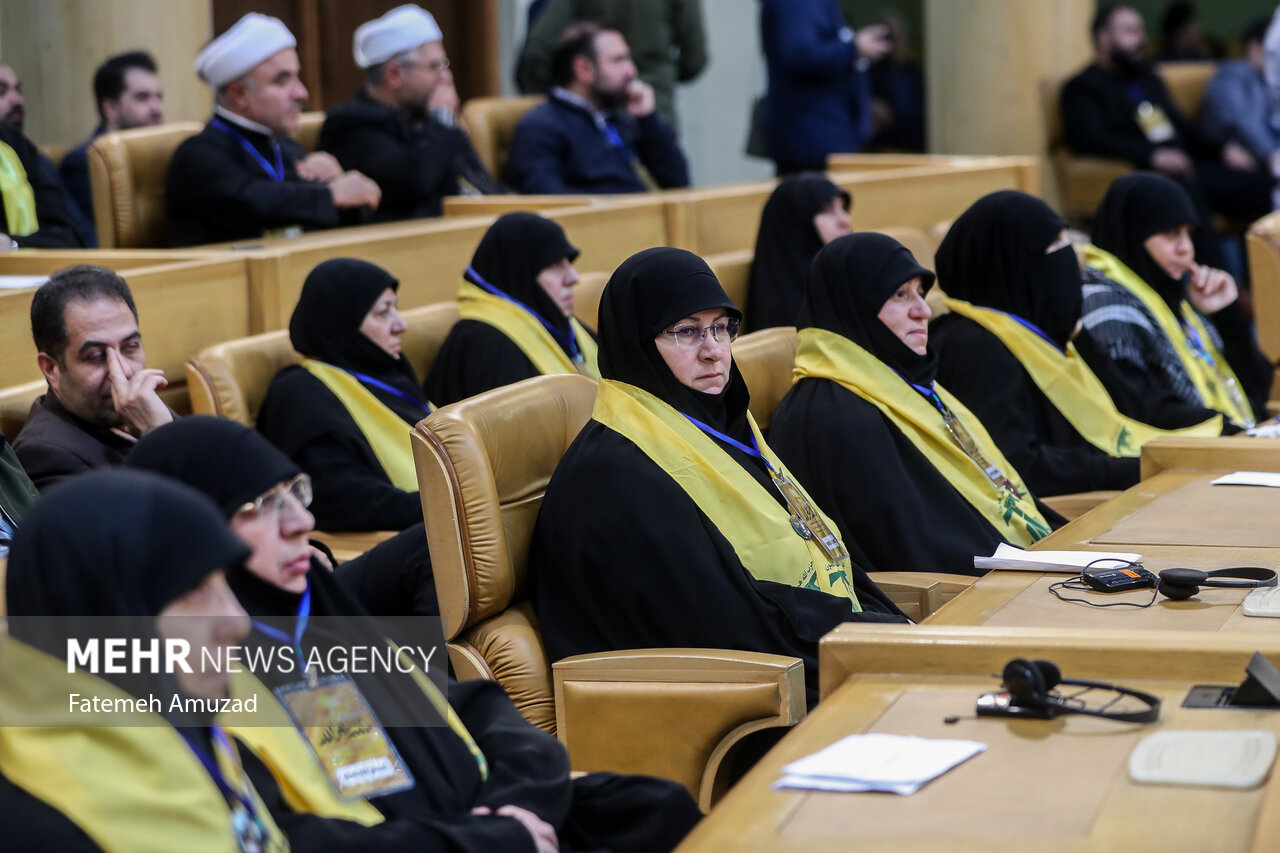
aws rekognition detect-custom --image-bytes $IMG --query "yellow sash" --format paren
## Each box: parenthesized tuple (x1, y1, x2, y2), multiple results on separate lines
(792, 328, 1050, 546)
(943, 298, 1221, 455)
(302, 359, 419, 491)
(457, 280, 600, 379)
(0, 639, 289, 853)
(1084, 245, 1253, 427)
(0, 141, 37, 237)
(592, 379, 862, 610)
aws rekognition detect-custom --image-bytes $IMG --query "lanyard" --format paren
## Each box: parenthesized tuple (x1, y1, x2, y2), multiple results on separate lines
(211, 117, 285, 181)
(1004, 311, 1065, 354)
(598, 118, 636, 160)
(1127, 81, 1146, 105)
(465, 266, 583, 363)
(680, 413, 778, 475)
(182, 727, 270, 843)
(343, 369, 432, 414)
(251, 584, 311, 674)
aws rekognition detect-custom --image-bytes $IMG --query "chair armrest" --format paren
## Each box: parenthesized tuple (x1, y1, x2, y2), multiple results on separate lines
(874, 572, 979, 622)
(553, 648, 805, 812)
(310, 529, 398, 563)
(1042, 490, 1121, 521)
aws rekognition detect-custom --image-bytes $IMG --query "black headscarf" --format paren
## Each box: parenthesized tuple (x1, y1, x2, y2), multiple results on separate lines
(747, 173, 852, 330)
(6, 469, 249, 706)
(801, 232, 937, 386)
(1092, 172, 1202, 312)
(465, 211, 580, 338)
(935, 190, 1081, 349)
(289, 257, 430, 421)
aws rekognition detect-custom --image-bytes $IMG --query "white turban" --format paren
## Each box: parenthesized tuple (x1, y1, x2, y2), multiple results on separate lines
(353, 4, 443, 69)
(195, 13, 297, 88)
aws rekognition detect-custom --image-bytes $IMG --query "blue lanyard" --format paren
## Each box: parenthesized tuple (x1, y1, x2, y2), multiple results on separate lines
(599, 118, 636, 160)
(251, 584, 311, 663)
(465, 266, 583, 363)
(343, 369, 432, 414)
(680, 413, 778, 475)
(1003, 310, 1065, 353)
(1128, 82, 1146, 104)
(1181, 318, 1217, 367)
(182, 727, 268, 829)
(897, 372, 949, 415)
(211, 117, 285, 181)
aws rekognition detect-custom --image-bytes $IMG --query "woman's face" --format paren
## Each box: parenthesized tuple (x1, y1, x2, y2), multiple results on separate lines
(359, 288, 408, 359)
(537, 257, 581, 318)
(1143, 225, 1196, 280)
(876, 275, 932, 355)
(154, 570, 251, 699)
(230, 478, 315, 594)
(813, 196, 851, 245)
(655, 307, 735, 394)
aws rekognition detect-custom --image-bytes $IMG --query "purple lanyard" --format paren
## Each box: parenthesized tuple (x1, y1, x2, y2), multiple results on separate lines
(343, 369, 432, 414)
(211, 117, 285, 181)
(465, 266, 583, 363)
(181, 727, 267, 828)
(680, 413, 778, 475)
(251, 584, 310, 663)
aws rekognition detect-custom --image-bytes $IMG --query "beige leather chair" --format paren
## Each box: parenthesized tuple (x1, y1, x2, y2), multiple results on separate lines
(412, 373, 810, 810)
(570, 271, 611, 330)
(1041, 77, 1129, 222)
(0, 380, 45, 441)
(734, 326, 798, 430)
(1245, 212, 1280, 408)
(293, 111, 324, 153)
(88, 121, 204, 249)
(459, 95, 544, 179)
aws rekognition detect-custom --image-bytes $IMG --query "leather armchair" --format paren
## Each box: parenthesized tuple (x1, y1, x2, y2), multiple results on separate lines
(459, 95, 544, 179)
(411, 373, 808, 811)
(0, 379, 44, 441)
(705, 249, 754, 311)
(292, 111, 324, 153)
(734, 326, 798, 430)
(88, 122, 204, 249)
(569, 271, 610, 330)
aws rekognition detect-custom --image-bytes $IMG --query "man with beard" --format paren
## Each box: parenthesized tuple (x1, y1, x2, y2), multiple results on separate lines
(320, 4, 503, 221)
(1061, 4, 1271, 225)
(504, 20, 689, 193)
(14, 265, 174, 490)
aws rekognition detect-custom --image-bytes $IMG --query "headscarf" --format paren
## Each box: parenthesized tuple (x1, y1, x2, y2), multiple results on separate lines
(289, 257, 429, 421)
(935, 190, 1081, 348)
(6, 469, 249, 707)
(598, 247, 749, 437)
(465, 211, 580, 338)
(1092, 172, 1202, 312)
(800, 232, 937, 386)
(747, 173, 852, 330)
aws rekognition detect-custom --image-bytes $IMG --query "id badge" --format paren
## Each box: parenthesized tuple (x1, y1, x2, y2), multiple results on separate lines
(274, 674, 415, 801)
(940, 410, 1022, 497)
(262, 224, 304, 240)
(1135, 101, 1175, 143)
(770, 471, 848, 563)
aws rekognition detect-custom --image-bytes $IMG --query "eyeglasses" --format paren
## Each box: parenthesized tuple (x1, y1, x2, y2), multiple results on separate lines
(403, 58, 450, 73)
(658, 317, 740, 348)
(236, 474, 313, 519)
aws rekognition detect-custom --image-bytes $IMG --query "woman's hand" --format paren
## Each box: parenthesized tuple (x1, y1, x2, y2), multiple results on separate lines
(472, 805, 559, 853)
(1186, 263, 1237, 315)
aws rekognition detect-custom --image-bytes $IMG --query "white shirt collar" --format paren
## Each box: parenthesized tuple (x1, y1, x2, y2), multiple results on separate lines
(214, 105, 275, 138)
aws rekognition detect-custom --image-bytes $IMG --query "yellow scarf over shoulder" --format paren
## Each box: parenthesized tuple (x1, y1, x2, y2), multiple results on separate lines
(592, 378, 862, 610)
(302, 359, 420, 491)
(943, 298, 1221, 455)
(457, 280, 600, 379)
(0, 639, 289, 853)
(1084, 245, 1252, 427)
(0, 141, 37, 237)
(792, 327, 1050, 546)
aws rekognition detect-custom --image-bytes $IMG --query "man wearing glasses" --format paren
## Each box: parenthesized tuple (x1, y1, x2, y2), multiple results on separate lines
(320, 4, 504, 222)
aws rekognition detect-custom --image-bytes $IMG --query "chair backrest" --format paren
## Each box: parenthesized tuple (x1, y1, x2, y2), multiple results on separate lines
(571, 271, 611, 330)
(1158, 61, 1216, 119)
(0, 379, 45, 441)
(460, 95, 544, 179)
(412, 373, 598, 731)
(88, 121, 204, 249)
(734, 326, 798, 430)
(293, 111, 325, 152)
(187, 303, 459, 425)
(1248, 214, 1280, 365)
(706, 249, 755, 313)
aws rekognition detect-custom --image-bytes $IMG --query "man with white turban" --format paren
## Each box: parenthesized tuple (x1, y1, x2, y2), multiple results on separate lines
(319, 4, 503, 221)
(165, 12, 382, 246)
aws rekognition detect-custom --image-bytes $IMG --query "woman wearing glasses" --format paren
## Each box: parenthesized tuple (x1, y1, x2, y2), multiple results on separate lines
(424, 212, 599, 407)
(530, 248, 906, 709)
(769, 233, 1054, 578)
(128, 416, 700, 853)
(259, 257, 433, 533)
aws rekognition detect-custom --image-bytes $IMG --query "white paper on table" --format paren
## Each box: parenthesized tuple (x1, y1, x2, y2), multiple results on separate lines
(772, 733, 985, 796)
(973, 543, 1143, 574)
(1211, 471, 1280, 488)
(0, 275, 47, 290)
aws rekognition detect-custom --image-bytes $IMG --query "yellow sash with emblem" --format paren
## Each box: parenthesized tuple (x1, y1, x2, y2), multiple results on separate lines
(0, 141, 37, 237)
(0, 639, 289, 853)
(592, 378, 862, 610)
(943, 298, 1222, 454)
(1084, 245, 1253, 427)
(457, 280, 600, 379)
(301, 359, 420, 491)
(792, 327, 1050, 546)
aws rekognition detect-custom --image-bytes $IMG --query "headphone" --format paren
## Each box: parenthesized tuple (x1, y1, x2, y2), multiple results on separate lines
(1157, 567, 1278, 601)
(1002, 658, 1161, 723)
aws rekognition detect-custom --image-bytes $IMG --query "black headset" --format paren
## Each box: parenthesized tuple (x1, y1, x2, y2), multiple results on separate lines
(1001, 658, 1161, 723)
(1157, 567, 1278, 601)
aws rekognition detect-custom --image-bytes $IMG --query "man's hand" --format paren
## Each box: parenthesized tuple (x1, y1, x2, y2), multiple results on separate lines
(329, 171, 382, 210)
(1150, 146, 1193, 175)
(855, 24, 893, 63)
(625, 80, 656, 118)
(1222, 141, 1257, 172)
(106, 347, 172, 437)
(427, 81, 460, 116)
(296, 151, 344, 183)
(472, 805, 558, 853)
(1185, 263, 1238, 315)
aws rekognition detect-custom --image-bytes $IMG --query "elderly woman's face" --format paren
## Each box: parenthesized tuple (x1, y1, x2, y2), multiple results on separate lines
(230, 478, 315, 594)
(359, 287, 407, 359)
(655, 307, 735, 394)
(876, 275, 931, 355)
(154, 570, 251, 699)
(537, 257, 581, 317)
